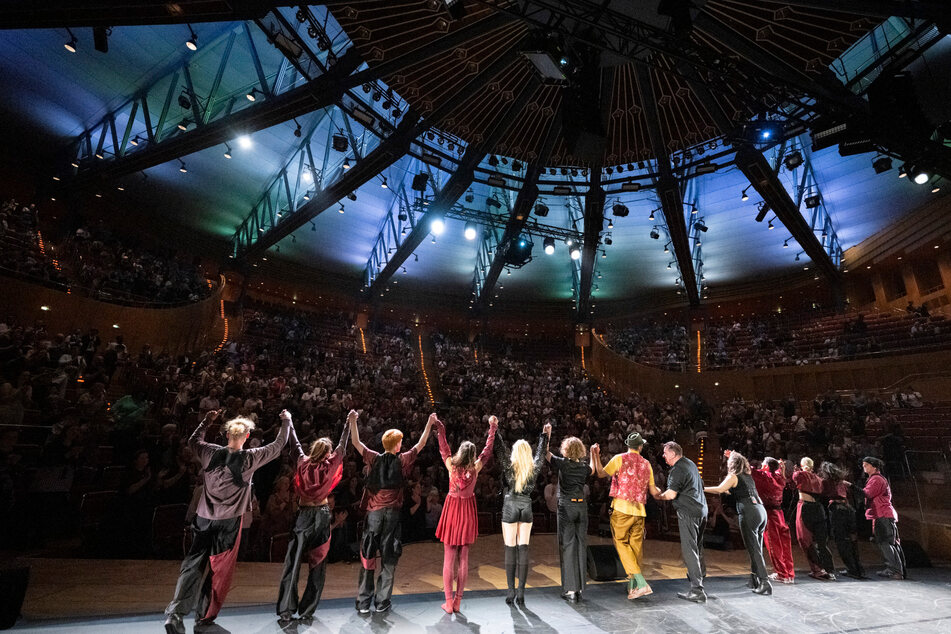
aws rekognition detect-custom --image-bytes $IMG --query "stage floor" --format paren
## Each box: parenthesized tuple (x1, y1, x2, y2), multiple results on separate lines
(10, 534, 951, 633)
(12, 568, 951, 634)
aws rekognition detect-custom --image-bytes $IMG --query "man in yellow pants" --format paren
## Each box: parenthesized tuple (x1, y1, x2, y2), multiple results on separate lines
(591, 432, 660, 599)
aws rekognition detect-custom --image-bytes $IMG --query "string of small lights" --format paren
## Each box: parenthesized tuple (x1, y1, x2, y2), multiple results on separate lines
(580, 345, 586, 370)
(696, 330, 701, 373)
(214, 300, 229, 353)
(359, 327, 367, 354)
(418, 333, 435, 407)
(697, 436, 705, 479)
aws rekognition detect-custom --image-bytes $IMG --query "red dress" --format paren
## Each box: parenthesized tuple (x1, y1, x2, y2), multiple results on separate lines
(434, 421, 496, 546)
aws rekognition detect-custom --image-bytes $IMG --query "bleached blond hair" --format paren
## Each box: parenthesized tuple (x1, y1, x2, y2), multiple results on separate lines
(224, 416, 256, 439)
(511, 439, 534, 493)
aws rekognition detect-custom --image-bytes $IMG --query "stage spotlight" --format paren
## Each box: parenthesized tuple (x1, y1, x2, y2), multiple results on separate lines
(64, 29, 78, 52)
(767, 218, 774, 230)
(294, 120, 302, 137)
(649, 210, 655, 221)
(612, 203, 629, 217)
(185, 24, 198, 51)
(246, 88, 262, 101)
(411, 173, 428, 192)
(534, 203, 549, 217)
(783, 151, 803, 170)
(129, 136, 140, 146)
(488, 155, 499, 167)
(223, 143, 232, 159)
(664, 243, 669, 253)
(331, 133, 348, 151)
(177, 119, 189, 131)
(570, 245, 581, 260)
(178, 159, 187, 173)
(347, 192, 357, 201)
(695, 220, 707, 232)
(465, 190, 474, 203)
(741, 186, 750, 201)
(872, 156, 892, 174)
(783, 239, 788, 248)
(543, 237, 555, 254)
(178, 92, 192, 110)
(464, 222, 477, 240)
(604, 236, 613, 246)
(338, 203, 345, 214)
(910, 165, 929, 185)
(431, 216, 446, 235)
(343, 157, 351, 170)
(650, 229, 660, 240)
(380, 177, 388, 189)
(804, 194, 821, 208)
(621, 181, 640, 192)
(237, 135, 252, 149)
(608, 218, 614, 229)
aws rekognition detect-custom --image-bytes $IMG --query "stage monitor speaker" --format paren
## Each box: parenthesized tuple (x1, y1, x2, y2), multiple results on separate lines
(0, 563, 29, 630)
(586, 544, 625, 581)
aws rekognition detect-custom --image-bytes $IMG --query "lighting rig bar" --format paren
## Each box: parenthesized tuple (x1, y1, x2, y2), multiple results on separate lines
(418, 201, 586, 246)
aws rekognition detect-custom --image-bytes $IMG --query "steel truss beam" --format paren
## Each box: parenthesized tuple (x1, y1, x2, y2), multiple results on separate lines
(734, 146, 841, 282)
(771, 139, 844, 268)
(475, 107, 563, 309)
(67, 11, 511, 185)
(770, 1, 947, 21)
(0, 1, 285, 29)
(687, 73, 843, 281)
(634, 63, 699, 307)
(235, 44, 526, 260)
(473, 0, 795, 107)
(364, 77, 541, 298)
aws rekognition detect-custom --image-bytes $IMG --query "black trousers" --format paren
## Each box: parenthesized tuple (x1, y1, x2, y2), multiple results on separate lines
(357, 508, 402, 610)
(676, 511, 707, 589)
(798, 500, 836, 575)
(165, 516, 241, 620)
(827, 503, 863, 576)
(276, 506, 331, 617)
(736, 501, 768, 581)
(557, 501, 587, 593)
(873, 517, 905, 576)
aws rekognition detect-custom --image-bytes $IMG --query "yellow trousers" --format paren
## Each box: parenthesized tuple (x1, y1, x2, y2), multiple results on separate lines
(610, 511, 645, 576)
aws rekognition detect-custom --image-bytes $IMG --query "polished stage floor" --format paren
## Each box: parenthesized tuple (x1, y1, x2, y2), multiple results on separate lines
(11, 535, 951, 633)
(13, 569, 951, 634)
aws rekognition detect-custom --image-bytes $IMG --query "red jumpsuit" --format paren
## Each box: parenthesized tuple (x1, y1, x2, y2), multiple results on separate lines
(751, 467, 795, 580)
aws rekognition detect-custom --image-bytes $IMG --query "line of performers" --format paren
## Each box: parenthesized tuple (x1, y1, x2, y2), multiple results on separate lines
(163, 409, 905, 634)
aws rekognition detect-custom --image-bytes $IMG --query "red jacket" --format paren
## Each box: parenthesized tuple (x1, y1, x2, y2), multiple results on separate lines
(751, 467, 785, 509)
(863, 473, 897, 521)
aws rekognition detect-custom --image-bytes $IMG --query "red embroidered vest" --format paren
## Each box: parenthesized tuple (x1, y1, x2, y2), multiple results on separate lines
(609, 452, 651, 504)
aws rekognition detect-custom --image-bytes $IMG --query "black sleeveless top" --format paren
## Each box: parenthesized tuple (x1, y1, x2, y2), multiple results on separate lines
(730, 473, 762, 504)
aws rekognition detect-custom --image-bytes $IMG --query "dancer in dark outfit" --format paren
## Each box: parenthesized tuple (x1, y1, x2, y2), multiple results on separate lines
(164, 410, 290, 634)
(654, 441, 708, 603)
(705, 451, 772, 596)
(351, 412, 434, 614)
(494, 422, 548, 605)
(547, 433, 595, 602)
(819, 462, 865, 579)
(275, 410, 352, 624)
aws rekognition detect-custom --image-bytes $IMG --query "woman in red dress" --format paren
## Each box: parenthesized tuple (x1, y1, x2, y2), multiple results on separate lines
(434, 415, 497, 613)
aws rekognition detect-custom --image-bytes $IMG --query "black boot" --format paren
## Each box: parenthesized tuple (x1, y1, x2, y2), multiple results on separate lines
(504, 545, 517, 604)
(752, 578, 773, 595)
(516, 545, 529, 605)
(746, 573, 757, 589)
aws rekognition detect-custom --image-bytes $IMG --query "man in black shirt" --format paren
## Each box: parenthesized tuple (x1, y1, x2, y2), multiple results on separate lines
(654, 441, 708, 603)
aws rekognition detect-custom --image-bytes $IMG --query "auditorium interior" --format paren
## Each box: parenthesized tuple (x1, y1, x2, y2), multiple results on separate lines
(1, 1, 950, 633)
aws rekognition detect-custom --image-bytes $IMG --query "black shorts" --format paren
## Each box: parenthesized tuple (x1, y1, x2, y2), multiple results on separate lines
(501, 494, 533, 523)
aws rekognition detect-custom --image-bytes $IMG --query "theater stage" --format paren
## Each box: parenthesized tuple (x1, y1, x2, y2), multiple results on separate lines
(10, 535, 951, 633)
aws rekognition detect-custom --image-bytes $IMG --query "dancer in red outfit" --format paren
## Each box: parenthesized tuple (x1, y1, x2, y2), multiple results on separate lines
(434, 415, 498, 613)
(275, 410, 352, 624)
(751, 457, 795, 583)
(792, 457, 836, 580)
